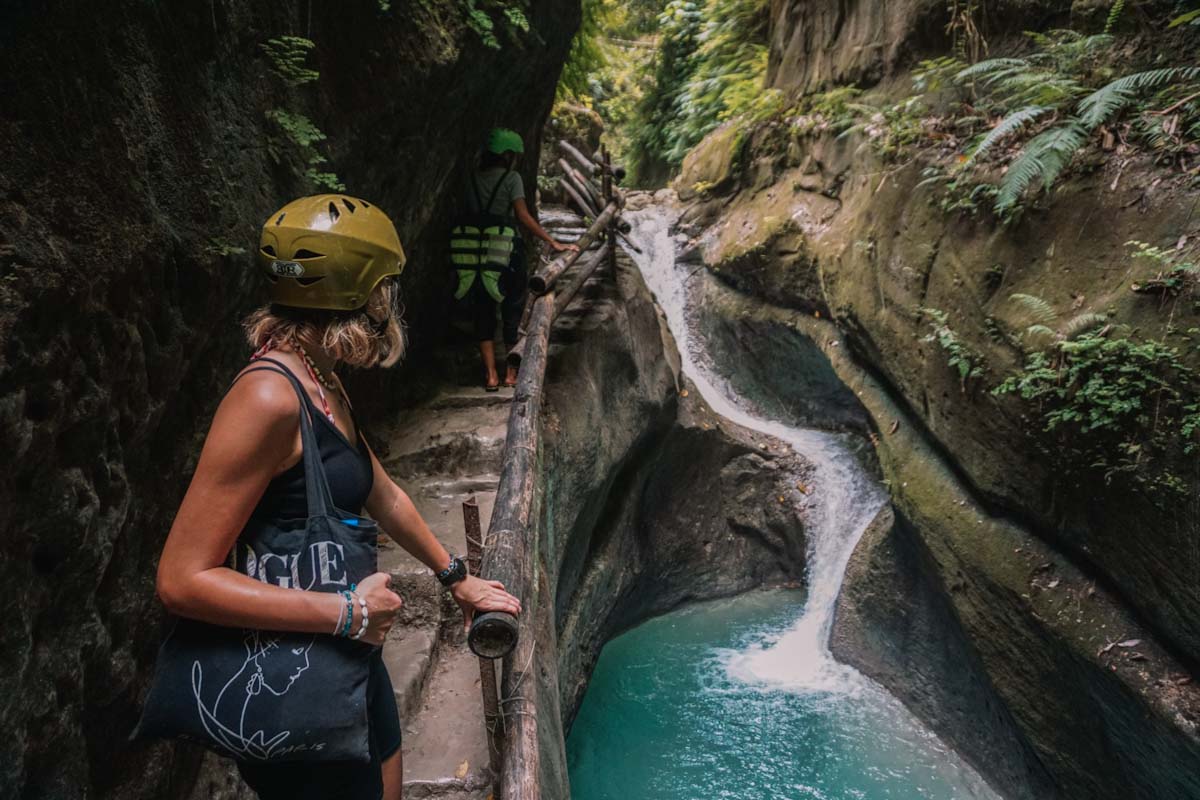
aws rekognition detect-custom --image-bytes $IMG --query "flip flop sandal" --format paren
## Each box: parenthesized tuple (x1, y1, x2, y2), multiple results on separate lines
(484, 382, 500, 393)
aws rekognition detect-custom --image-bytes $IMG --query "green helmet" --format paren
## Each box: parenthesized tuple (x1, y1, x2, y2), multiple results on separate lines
(486, 127, 524, 155)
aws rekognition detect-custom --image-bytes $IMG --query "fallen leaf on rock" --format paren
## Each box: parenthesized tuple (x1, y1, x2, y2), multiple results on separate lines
(1047, 578, 1060, 589)
(1099, 641, 1117, 656)
(1130, 653, 1147, 661)
(796, 482, 809, 493)
(680, 389, 689, 398)
(1176, 676, 1193, 686)
(1118, 639, 1143, 648)
(456, 761, 470, 780)
(889, 420, 899, 434)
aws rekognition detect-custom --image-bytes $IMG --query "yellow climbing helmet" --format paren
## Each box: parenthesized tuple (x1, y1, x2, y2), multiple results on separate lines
(258, 194, 406, 311)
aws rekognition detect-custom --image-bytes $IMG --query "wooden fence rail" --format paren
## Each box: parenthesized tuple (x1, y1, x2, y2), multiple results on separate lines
(467, 143, 624, 800)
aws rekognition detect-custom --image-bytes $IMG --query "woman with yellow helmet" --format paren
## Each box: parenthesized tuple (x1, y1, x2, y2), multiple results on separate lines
(153, 195, 520, 799)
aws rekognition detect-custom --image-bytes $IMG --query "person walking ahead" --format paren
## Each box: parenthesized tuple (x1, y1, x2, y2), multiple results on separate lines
(451, 127, 577, 390)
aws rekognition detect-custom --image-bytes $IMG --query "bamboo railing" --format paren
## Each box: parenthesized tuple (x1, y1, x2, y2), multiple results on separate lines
(464, 143, 623, 799)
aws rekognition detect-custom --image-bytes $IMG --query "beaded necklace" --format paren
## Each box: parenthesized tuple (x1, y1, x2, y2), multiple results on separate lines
(250, 339, 340, 423)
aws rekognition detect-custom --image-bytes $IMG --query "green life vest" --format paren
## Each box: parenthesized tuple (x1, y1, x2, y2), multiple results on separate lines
(450, 169, 518, 303)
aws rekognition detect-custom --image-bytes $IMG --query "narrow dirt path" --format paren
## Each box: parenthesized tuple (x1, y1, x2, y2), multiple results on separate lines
(374, 207, 592, 798)
(377, 388, 511, 799)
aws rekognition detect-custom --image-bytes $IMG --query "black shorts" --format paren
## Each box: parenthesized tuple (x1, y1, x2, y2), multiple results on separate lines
(236, 652, 401, 800)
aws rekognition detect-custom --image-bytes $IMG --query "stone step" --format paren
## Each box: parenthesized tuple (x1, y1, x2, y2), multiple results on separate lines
(377, 384, 504, 797)
(401, 643, 496, 795)
(382, 401, 510, 480)
(426, 388, 517, 411)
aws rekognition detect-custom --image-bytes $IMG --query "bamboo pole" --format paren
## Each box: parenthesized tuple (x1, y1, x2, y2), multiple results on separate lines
(506, 244, 611, 368)
(557, 158, 603, 210)
(497, 604, 539, 800)
(464, 497, 505, 777)
(560, 178, 598, 220)
(558, 140, 598, 176)
(469, 292, 555, 660)
(603, 147, 618, 276)
(529, 201, 618, 295)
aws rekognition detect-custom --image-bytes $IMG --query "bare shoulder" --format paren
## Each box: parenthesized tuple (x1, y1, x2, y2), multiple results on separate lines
(217, 365, 301, 431)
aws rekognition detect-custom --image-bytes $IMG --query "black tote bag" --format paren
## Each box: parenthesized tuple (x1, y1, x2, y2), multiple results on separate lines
(134, 364, 378, 763)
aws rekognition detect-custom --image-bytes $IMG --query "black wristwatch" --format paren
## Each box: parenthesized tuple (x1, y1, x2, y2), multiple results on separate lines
(436, 555, 468, 587)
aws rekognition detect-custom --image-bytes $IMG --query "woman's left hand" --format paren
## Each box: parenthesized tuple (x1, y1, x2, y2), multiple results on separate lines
(450, 576, 522, 630)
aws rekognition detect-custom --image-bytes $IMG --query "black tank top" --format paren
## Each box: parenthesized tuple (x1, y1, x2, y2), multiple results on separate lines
(247, 359, 374, 521)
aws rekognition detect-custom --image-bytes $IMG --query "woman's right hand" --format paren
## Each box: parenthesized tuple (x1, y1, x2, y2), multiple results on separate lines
(354, 572, 403, 646)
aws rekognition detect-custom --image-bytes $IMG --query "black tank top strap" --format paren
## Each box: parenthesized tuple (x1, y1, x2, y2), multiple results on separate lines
(228, 362, 338, 519)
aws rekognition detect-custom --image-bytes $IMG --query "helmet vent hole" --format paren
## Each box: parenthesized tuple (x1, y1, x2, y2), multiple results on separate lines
(342, 198, 357, 213)
(261, 245, 277, 257)
(328, 202, 340, 222)
(292, 248, 323, 259)
(359, 199, 371, 208)
(296, 276, 326, 287)
(275, 213, 286, 226)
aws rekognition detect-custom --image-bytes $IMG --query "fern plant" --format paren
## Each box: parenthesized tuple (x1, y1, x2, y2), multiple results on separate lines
(260, 36, 344, 192)
(1006, 293, 1107, 348)
(260, 36, 320, 87)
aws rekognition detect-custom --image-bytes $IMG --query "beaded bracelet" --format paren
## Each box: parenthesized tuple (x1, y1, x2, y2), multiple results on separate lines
(340, 590, 355, 638)
(350, 592, 369, 641)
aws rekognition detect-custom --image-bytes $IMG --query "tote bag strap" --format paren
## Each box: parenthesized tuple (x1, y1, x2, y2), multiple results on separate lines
(229, 361, 336, 520)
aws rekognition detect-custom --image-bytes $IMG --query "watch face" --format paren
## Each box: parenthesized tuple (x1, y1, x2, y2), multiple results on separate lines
(440, 556, 467, 585)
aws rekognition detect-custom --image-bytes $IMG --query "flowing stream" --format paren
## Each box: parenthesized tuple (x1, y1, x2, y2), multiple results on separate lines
(566, 206, 1001, 800)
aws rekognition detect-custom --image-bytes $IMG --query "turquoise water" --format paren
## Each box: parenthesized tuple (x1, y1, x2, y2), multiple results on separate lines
(567, 590, 996, 800)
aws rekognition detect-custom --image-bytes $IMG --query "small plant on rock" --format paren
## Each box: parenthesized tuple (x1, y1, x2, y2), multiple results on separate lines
(1128, 240, 1199, 299)
(920, 307, 987, 392)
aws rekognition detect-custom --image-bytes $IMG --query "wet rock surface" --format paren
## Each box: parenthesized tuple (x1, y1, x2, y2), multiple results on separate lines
(691, 262, 1200, 799)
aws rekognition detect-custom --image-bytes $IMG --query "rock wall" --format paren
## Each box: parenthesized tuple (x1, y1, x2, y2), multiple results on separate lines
(766, 0, 1077, 95)
(0, 2, 578, 797)
(692, 270, 1200, 799)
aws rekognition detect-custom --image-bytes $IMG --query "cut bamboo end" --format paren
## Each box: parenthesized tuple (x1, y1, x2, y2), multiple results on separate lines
(469, 611, 519, 659)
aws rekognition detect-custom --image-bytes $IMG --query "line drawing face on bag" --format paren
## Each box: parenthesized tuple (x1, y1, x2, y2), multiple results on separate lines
(242, 540, 349, 589)
(190, 630, 323, 760)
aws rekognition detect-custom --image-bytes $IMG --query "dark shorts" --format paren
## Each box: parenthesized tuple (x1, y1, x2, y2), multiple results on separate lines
(236, 652, 401, 800)
(466, 271, 526, 346)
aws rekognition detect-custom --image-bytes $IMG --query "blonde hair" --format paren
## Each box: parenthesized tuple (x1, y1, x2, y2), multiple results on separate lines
(243, 280, 406, 368)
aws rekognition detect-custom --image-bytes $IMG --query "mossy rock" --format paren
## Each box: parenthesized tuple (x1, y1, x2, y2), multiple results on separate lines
(674, 123, 745, 202)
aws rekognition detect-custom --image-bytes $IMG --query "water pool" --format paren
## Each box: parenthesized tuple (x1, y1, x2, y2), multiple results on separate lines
(567, 590, 997, 800)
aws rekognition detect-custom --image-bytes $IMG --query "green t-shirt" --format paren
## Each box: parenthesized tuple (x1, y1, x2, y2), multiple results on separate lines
(466, 167, 524, 217)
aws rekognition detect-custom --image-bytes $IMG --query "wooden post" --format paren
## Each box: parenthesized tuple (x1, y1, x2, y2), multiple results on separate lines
(464, 497, 505, 778)
(602, 147, 618, 276)
(469, 292, 556, 660)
